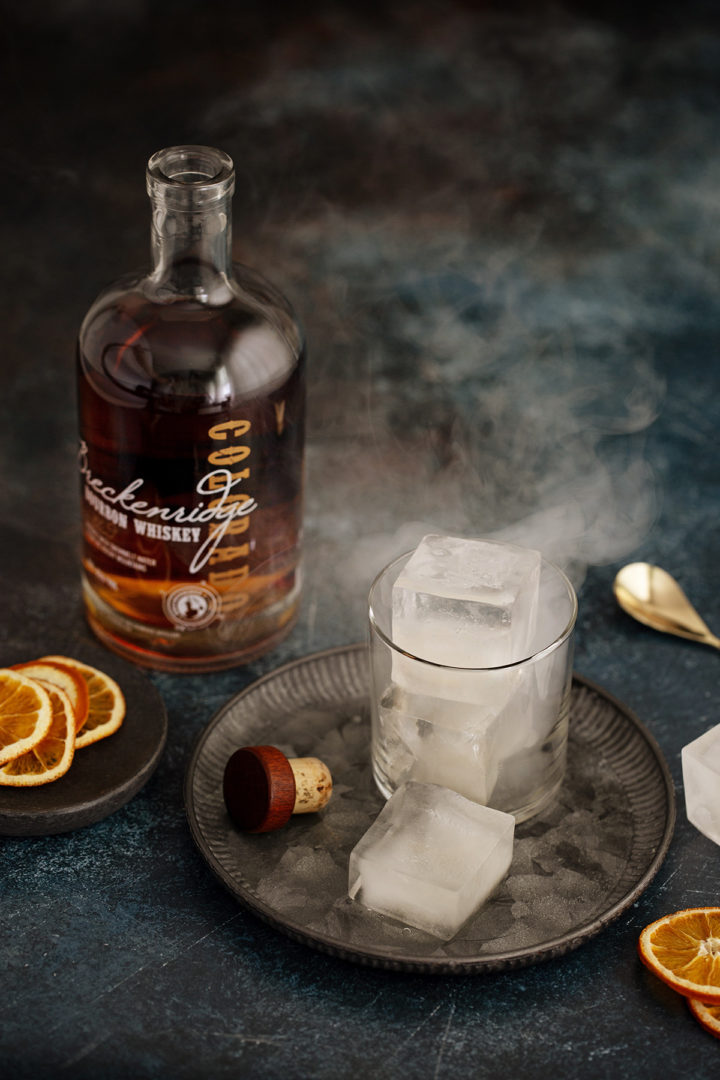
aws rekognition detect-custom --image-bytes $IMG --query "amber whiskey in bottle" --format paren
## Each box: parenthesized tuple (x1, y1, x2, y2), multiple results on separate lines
(77, 146, 305, 671)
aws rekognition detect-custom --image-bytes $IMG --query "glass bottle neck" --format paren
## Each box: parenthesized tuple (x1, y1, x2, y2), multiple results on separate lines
(144, 145, 236, 303)
(148, 199, 233, 302)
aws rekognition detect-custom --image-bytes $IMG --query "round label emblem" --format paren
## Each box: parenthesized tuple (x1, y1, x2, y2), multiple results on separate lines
(162, 583, 220, 630)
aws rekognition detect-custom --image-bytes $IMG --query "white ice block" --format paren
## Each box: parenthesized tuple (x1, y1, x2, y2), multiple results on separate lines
(393, 534, 541, 670)
(377, 686, 504, 805)
(348, 781, 515, 939)
(682, 724, 720, 846)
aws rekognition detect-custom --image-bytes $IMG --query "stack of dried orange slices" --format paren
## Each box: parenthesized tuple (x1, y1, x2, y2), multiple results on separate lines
(0, 655, 125, 787)
(639, 907, 720, 1039)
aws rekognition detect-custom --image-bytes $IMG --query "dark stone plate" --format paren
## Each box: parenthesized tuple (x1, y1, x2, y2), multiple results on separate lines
(0, 633, 167, 836)
(184, 644, 675, 973)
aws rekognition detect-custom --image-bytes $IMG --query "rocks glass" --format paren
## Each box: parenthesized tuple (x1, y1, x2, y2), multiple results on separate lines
(368, 540, 577, 823)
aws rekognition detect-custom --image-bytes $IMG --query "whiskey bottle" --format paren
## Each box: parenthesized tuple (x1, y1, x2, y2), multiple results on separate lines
(77, 146, 305, 672)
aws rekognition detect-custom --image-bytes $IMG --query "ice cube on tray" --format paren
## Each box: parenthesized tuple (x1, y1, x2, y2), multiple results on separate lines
(392, 534, 541, 669)
(348, 781, 515, 939)
(682, 723, 720, 846)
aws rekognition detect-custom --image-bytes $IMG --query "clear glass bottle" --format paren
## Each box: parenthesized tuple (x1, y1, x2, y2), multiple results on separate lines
(77, 146, 305, 672)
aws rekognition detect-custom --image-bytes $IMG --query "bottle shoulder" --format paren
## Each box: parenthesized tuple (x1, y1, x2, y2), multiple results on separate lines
(80, 263, 301, 339)
(78, 264, 305, 409)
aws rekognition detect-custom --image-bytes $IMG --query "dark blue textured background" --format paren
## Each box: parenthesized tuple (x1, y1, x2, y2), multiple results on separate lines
(2, 1, 720, 1076)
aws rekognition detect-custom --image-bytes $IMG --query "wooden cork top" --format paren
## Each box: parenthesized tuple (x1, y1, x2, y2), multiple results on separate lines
(223, 745, 332, 833)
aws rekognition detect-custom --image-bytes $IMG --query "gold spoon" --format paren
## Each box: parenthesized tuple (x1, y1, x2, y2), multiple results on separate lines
(613, 562, 720, 651)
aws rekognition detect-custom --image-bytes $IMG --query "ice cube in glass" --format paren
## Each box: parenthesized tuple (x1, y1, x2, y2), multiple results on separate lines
(682, 724, 720, 846)
(376, 686, 504, 805)
(392, 534, 542, 669)
(348, 781, 515, 939)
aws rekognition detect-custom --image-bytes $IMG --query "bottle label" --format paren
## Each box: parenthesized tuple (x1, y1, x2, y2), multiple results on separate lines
(79, 402, 303, 632)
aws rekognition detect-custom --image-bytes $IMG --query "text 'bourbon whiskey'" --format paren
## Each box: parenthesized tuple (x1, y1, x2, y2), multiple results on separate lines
(77, 146, 305, 671)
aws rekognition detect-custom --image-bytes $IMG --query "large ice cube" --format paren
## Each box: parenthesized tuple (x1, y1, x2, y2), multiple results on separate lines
(376, 686, 504, 804)
(348, 781, 515, 939)
(393, 534, 541, 669)
(682, 724, 720, 846)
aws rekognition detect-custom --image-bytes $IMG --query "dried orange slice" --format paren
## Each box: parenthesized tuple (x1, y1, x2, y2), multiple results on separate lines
(11, 660, 89, 733)
(40, 656, 125, 748)
(0, 681, 75, 785)
(0, 669, 53, 765)
(638, 908, 720, 1003)
(688, 998, 720, 1039)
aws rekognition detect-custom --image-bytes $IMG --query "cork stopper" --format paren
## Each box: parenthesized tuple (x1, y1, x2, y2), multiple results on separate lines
(223, 745, 332, 833)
